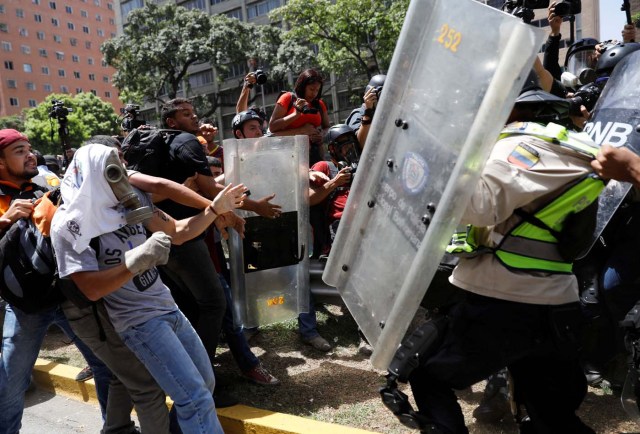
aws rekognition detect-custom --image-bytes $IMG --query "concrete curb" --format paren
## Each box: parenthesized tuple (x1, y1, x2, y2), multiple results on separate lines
(33, 358, 377, 434)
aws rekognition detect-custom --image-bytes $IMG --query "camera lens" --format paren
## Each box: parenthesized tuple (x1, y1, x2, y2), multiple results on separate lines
(255, 69, 267, 85)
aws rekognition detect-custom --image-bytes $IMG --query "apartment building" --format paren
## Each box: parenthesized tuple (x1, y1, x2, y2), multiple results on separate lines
(0, 0, 120, 117)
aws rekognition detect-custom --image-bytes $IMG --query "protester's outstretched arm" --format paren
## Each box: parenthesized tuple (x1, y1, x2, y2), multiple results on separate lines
(591, 144, 640, 188)
(236, 73, 256, 113)
(129, 172, 210, 209)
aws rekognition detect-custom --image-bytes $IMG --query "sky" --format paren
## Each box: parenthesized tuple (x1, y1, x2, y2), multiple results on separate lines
(599, 2, 632, 41)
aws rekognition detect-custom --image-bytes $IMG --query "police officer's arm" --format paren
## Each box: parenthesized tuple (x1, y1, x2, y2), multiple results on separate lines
(129, 172, 210, 209)
(145, 183, 246, 245)
(591, 144, 640, 188)
(195, 173, 282, 218)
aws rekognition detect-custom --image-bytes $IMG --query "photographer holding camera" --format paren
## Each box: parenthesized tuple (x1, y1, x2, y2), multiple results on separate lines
(346, 74, 385, 149)
(236, 70, 267, 114)
(268, 69, 330, 165)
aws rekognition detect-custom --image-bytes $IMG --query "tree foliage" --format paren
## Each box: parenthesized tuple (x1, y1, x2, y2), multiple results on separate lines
(0, 115, 25, 132)
(23, 93, 119, 155)
(270, 0, 409, 79)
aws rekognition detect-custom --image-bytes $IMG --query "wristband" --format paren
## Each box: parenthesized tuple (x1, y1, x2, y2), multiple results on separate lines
(361, 117, 372, 126)
(364, 108, 375, 118)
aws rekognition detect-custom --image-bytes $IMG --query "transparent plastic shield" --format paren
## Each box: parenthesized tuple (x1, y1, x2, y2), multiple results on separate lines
(224, 135, 309, 328)
(323, 0, 544, 370)
(581, 50, 640, 257)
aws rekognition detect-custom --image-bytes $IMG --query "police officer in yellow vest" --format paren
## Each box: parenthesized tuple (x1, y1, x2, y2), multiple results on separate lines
(407, 88, 603, 434)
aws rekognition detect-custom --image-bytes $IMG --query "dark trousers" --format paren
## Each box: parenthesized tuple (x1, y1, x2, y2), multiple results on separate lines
(409, 291, 593, 434)
(160, 239, 226, 366)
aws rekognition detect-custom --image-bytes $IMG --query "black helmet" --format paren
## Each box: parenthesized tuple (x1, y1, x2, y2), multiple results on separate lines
(365, 74, 386, 93)
(596, 42, 640, 76)
(231, 110, 263, 133)
(324, 124, 360, 162)
(513, 89, 570, 123)
(564, 38, 599, 67)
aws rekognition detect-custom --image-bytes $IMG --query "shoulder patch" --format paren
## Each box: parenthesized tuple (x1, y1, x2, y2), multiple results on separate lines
(507, 142, 540, 169)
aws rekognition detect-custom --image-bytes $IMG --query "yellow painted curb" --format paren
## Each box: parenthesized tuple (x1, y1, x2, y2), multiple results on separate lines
(33, 358, 378, 434)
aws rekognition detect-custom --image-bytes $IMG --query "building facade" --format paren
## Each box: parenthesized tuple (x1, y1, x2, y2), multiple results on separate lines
(0, 0, 120, 117)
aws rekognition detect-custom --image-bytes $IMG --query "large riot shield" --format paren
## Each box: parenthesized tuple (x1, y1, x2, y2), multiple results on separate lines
(581, 50, 640, 256)
(224, 135, 309, 328)
(323, 0, 544, 370)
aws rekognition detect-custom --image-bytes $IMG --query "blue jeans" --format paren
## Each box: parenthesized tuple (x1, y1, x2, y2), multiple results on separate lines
(219, 275, 258, 372)
(118, 311, 223, 434)
(298, 294, 319, 340)
(0, 304, 112, 434)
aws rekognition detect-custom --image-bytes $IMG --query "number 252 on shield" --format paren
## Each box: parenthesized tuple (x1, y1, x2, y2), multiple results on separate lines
(436, 24, 462, 53)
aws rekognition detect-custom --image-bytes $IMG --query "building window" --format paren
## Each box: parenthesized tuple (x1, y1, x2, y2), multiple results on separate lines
(23, 63, 32, 73)
(85, 41, 91, 49)
(26, 82, 35, 90)
(107, 3, 113, 10)
(49, 1, 57, 9)
(81, 10, 88, 18)
(225, 62, 247, 79)
(65, 5, 72, 13)
(4, 60, 13, 70)
(120, 0, 144, 20)
(58, 69, 65, 77)
(60, 85, 68, 93)
(36, 31, 45, 40)
(16, 9, 24, 18)
(51, 18, 59, 26)
(183, 0, 206, 10)
(211, 0, 229, 4)
(0, 5, 4, 13)
(21, 45, 30, 54)
(82, 25, 89, 33)
(188, 69, 214, 88)
(1, 41, 11, 51)
(73, 71, 80, 79)
(97, 29, 104, 37)
(44, 83, 52, 92)
(28, 99, 37, 108)
(68, 22, 75, 30)
(87, 57, 94, 65)
(39, 48, 47, 57)
(34, 14, 42, 22)
(72, 55, 79, 62)
(70, 37, 77, 46)
(75, 87, 83, 93)
(105, 90, 111, 98)
(9, 98, 18, 106)
(55, 51, 64, 60)
(102, 75, 109, 83)
(94, 0, 101, 5)
(0, 24, 7, 33)
(90, 89, 97, 96)
(226, 8, 242, 20)
(109, 18, 114, 25)
(96, 14, 102, 21)
(53, 34, 61, 43)
(88, 73, 95, 81)
(32, 0, 40, 4)
(246, 0, 280, 19)
(101, 60, 107, 67)
(7, 80, 17, 89)
(41, 66, 49, 74)
(19, 27, 28, 36)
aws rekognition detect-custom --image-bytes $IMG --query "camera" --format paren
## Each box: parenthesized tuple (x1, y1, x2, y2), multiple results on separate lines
(301, 105, 319, 115)
(120, 103, 146, 132)
(372, 86, 383, 97)
(568, 83, 601, 116)
(502, 0, 580, 23)
(49, 99, 72, 121)
(337, 161, 358, 184)
(247, 69, 268, 89)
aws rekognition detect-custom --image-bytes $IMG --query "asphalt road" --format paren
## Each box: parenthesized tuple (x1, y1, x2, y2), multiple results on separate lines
(21, 386, 106, 434)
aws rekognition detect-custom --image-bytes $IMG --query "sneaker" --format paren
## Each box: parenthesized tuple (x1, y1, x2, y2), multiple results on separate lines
(75, 366, 93, 382)
(213, 389, 239, 408)
(243, 364, 280, 386)
(302, 335, 332, 352)
(472, 369, 510, 423)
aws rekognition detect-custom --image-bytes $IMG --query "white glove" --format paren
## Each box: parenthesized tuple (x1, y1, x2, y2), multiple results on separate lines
(124, 231, 172, 275)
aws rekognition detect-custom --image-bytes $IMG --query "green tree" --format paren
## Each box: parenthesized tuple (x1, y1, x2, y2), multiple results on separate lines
(270, 0, 409, 79)
(0, 115, 25, 131)
(24, 93, 119, 154)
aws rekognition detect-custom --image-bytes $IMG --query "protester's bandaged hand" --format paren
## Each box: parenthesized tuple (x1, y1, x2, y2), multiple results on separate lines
(124, 231, 172, 275)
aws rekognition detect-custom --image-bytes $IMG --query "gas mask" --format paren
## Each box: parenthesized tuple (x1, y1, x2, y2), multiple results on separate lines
(563, 48, 598, 90)
(103, 150, 153, 225)
(331, 134, 361, 177)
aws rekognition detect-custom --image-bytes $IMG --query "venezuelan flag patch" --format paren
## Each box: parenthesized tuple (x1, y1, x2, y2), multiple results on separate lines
(507, 143, 539, 169)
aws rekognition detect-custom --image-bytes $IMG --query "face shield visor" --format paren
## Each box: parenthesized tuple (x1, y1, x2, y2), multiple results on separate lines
(566, 48, 598, 84)
(331, 134, 360, 166)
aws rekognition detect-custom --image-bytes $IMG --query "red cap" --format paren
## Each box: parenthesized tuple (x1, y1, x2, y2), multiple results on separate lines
(0, 129, 29, 150)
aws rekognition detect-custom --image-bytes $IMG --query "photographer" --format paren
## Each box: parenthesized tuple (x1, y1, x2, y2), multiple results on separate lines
(268, 69, 330, 165)
(346, 74, 385, 149)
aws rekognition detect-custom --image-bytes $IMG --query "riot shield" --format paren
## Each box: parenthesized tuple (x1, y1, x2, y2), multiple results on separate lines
(581, 50, 640, 257)
(224, 135, 309, 328)
(323, 0, 544, 370)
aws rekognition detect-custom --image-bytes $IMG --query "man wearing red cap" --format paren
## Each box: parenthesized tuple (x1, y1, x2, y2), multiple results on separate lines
(0, 129, 134, 434)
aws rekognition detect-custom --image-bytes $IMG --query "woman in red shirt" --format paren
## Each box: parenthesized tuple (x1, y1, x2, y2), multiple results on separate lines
(269, 69, 331, 165)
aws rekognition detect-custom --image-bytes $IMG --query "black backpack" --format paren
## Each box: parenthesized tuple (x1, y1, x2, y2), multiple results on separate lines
(121, 127, 183, 177)
(0, 188, 65, 313)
